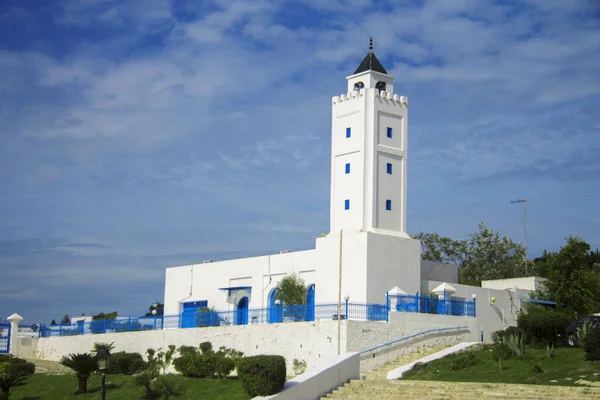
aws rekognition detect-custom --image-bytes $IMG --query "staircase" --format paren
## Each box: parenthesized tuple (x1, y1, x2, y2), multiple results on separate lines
(321, 345, 600, 399)
(321, 379, 600, 399)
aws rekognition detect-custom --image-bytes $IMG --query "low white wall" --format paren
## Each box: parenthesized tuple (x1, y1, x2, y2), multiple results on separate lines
(255, 352, 360, 400)
(34, 321, 347, 372)
(359, 328, 470, 371)
(424, 280, 530, 342)
(14, 337, 38, 359)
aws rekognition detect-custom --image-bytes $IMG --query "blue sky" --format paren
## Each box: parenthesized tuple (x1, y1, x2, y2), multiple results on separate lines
(1, 0, 599, 324)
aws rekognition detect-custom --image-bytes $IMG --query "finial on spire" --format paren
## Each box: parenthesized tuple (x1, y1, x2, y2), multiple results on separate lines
(369, 37, 373, 50)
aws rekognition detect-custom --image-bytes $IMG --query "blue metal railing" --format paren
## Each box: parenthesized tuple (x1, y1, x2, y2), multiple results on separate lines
(388, 294, 476, 317)
(36, 301, 390, 338)
(359, 326, 469, 355)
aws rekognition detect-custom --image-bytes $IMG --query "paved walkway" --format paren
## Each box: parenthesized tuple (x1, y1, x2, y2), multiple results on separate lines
(25, 358, 71, 375)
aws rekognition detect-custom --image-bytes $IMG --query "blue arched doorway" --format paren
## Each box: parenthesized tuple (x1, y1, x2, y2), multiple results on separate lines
(236, 297, 249, 325)
(306, 284, 315, 321)
(268, 289, 281, 323)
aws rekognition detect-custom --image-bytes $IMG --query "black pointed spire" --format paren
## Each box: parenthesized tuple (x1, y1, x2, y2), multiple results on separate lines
(353, 37, 387, 75)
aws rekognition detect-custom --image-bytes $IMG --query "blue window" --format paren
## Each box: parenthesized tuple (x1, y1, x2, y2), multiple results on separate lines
(386, 163, 392, 174)
(386, 200, 392, 211)
(387, 127, 393, 138)
(344, 199, 350, 210)
(345, 163, 350, 174)
(346, 127, 351, 138)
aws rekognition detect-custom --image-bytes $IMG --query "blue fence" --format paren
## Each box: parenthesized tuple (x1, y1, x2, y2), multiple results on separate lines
(389, 294, 476, 317)
(0, 323, 10, 354)
(36, 302, 389, 338)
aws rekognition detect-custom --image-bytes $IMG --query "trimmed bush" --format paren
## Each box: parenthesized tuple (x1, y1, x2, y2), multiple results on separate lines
(107, 352, 146, 375)
(583, 325, 600, 361)
(172, 349, 216, 379)
(0, 356, 35, 376)
(214, 356, 235, 378)
(517, 308, 571, 347)
(237, 355, 286, 397)
(199, 342, 213, 355)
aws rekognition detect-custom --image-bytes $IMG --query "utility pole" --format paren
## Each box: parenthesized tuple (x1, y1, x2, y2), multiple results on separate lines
(510, 198, 528, 275)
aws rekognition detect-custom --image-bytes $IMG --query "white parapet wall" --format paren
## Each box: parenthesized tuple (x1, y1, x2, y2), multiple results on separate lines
(34, 320, 347, 372)
(31, 314, 481, 374)
(254, 352, 360, 400)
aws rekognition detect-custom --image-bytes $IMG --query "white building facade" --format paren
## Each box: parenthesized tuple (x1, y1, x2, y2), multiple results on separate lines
(164, 47, 427, 322)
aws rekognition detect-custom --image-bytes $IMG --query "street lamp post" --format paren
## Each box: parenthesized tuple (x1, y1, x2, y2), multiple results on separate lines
(344, 295, 350, 320)
(152, 309, 157, 330)
(510, 198, 528, 275)
(96, 348, 111, 400)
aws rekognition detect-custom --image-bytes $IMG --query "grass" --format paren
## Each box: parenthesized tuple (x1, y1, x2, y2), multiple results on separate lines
(7, 373, 251, 400)
(401, 344, 600, 386)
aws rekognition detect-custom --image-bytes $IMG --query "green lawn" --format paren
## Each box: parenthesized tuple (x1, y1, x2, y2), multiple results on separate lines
(401, 344, 600, 386)
(8, 374, 251, 400)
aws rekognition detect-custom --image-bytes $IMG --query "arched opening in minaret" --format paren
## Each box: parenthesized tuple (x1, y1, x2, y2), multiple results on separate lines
(353, 81, 364, 91)
(375, 81, 387, 92)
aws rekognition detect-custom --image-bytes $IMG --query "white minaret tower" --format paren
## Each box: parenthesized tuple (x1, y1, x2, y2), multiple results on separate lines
(330, 38, 409, 237)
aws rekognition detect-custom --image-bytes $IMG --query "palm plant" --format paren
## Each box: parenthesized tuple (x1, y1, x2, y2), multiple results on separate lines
(60, 353, 98, 394)
(0, 362, 27, 399)
(91, 342, 115, 354)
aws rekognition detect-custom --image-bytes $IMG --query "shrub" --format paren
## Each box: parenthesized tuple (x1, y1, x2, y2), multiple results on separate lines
(199, 342, 213, 355)
(292, 359, 307, 375)
(491, 330, 503, 344)
(490, 343, 512, 362)
(577, 319, 599, 348)
(107, 352, 147, 375)
(411, 362, 427, 372)
(491, 326, 524, 344)
(172, 351, 215, 378)
(517, 307, 571, 347)
(545, 343, 555, 359)
(0, 362, 28, 398)
(507, 333, 526, 359)
(583, 325, 600, 361)
(237, 355, 286, 397)
(447, 351, 477, 371)
(214, 356, 235, 378)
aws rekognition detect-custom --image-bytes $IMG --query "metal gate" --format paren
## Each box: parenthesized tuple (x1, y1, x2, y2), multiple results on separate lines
(0, 323, 10, 354)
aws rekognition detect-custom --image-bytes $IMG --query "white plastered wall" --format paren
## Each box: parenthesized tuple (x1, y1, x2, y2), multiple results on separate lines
(423, 280, 533, 342)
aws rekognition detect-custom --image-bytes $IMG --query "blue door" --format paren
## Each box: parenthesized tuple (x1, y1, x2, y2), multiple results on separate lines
(306, 285, 315, 321)
(181, 301, 207, 328)
(268, 290, 280, 323)
(236, 297, 249, 325)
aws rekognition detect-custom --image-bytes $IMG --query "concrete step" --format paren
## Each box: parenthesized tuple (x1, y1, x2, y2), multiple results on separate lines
(363, 345, 448, 380)
(320, 380, 600, 400)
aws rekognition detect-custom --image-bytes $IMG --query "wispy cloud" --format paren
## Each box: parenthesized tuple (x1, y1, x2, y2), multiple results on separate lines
(1, 0, 599, 322)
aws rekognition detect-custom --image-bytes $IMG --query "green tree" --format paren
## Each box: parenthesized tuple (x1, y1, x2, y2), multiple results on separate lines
(459, 222, 529, 286)
(92, 311, 118, 320)
(275, 274, 307, 305)
(411, 232, 466, 265)
(413, 222, 528, 286)
(61, 315, 70, 324)
(533, 236, 600, 315)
